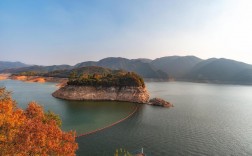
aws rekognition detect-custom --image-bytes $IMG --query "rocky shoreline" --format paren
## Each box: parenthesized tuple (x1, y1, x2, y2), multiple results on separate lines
(149, 98, 173, 107)
(52, 85, 150, 104)
(2, 74, 173, 106)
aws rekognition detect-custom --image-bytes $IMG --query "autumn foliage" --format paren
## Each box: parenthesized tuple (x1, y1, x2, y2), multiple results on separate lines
(68, 72, 145, 88)
(0, 87, 78, 155)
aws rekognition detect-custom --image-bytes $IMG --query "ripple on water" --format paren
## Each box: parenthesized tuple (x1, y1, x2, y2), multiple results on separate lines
(0, 80, 137, 136)
(77, 82, 252, 156)
(1, 80, 252, 156)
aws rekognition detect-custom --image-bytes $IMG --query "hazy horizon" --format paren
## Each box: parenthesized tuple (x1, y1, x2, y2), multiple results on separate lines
(1, 0, 252, 65)
(2, 55, 252, 66)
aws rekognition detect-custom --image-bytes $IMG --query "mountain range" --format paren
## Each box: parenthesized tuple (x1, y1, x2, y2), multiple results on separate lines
(0, 61, 29, 71)
(1, 56, 252, 84)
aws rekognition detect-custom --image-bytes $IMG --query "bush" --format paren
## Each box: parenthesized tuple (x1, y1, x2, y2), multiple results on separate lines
(67, 72, 145, 87)
(0, 88, 78, 155)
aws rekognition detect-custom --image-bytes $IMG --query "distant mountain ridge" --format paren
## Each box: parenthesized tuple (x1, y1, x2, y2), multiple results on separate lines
(1, 65, 72, 74)
(151, 56, 202, 78)
(183, 58, 252, 84)
(0, 61, 30, 71)
(1, 58, 169, 79)
(75, 57, 168, 79)
(1, 56, 252, 84)
(43, 66, 125, 78)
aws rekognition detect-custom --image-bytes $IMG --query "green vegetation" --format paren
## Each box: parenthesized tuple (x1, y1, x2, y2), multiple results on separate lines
(67, 72, 145, 87)
(12, 71, 39, 76)
(114, 148, 133, 156)
(3, 57, 169, 79)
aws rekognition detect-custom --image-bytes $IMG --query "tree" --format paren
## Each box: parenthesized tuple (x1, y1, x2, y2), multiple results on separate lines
(67, 72, 145, 87)
(69, 71, 77, 80)
(0, 88, 25, 155)
(0, 87, 78, 156)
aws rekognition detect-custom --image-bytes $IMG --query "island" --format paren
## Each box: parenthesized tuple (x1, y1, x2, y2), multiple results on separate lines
(2, 66, 173, 106)
(52, 72, 150, 103)
(149, 98, 174, 107)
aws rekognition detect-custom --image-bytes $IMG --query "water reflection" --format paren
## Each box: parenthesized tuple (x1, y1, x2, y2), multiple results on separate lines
(0, 80, 136, 134)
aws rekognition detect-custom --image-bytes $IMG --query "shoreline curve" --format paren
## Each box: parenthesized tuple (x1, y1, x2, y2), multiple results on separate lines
(76, 104, 139, 138)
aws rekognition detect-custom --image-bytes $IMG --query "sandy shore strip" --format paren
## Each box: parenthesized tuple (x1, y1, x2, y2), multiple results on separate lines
(0, 73, 11, 80)
(5, 75, 68, 87)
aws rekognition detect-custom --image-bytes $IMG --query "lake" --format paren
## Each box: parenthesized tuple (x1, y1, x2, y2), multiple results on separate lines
(0, 80, 136, 134)
(1, 80, 252, 156)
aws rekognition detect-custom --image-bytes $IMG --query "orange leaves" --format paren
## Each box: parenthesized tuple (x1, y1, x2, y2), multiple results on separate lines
(0, 88, 25, 154)
(0, 87, 78, 155)
(25, 101, 44, 119)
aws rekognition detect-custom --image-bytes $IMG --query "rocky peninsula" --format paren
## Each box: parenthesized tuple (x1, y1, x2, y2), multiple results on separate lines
(53, 85, 149, 103)
(52, 72, 150, 103)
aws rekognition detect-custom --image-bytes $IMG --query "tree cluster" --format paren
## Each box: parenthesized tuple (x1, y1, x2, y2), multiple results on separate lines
(13, 71, 39, 76)
(67, 72, 145, 88)
(0, 88, 78, 156)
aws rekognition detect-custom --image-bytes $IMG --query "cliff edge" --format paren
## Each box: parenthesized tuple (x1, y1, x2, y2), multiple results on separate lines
(52, 71, 150, 103)
(52, 85, 149, 103)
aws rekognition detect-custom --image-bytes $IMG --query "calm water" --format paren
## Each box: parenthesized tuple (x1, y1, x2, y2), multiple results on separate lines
(1, 80, 252, 155)
(0, 80, 136, 134)
(77, 82, 252, 156)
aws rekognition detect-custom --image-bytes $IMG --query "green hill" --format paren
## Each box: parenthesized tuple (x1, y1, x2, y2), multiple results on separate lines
(75, 57, 169, 79)
(67, 71, 145, 87)
(1, 65, 72, 74)
(151, 56, 202, 78)
(0, 61, 30, 71)
(2, 58, 168, 79)
(43, 66, 124, 78)
(3, 56, 252, 84)
(183, 58, 252, 84)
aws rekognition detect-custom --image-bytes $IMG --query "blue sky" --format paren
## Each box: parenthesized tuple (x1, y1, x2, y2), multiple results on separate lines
(1, 0, 252, 65)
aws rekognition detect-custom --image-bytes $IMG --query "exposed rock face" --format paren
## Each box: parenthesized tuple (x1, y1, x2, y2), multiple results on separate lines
(149, 98, 173, 107)
(52, 85, 150, 103)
